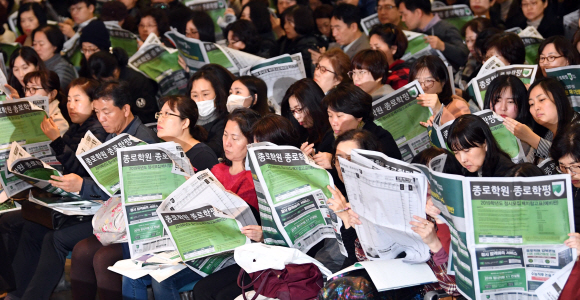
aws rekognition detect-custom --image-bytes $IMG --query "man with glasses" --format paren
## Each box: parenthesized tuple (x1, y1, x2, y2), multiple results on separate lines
(59, 0, 96, 38)
(377, 0, 403, 28)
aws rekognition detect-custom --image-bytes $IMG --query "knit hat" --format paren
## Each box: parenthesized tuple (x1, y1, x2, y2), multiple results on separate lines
(79, 20, 111, 51)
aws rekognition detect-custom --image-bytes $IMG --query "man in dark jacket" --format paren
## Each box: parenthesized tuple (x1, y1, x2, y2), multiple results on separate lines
(8, 81, 159, 300)
(48, 81, 159, 201)
(396, 0, 469, 71)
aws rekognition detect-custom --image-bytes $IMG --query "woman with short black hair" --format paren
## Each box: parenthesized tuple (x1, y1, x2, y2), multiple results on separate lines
(349, 49, 394, 99)
(484, 32, 525, 65)
(32, 24, 78, 91)
(323, 82, 401, 161)
(537, 36, 580, 78)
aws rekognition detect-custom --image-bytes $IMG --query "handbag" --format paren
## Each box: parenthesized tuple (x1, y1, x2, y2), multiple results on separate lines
(237, 263, 323, 300)
(234, 243, 332, 300)
(92, 196, 126, 246)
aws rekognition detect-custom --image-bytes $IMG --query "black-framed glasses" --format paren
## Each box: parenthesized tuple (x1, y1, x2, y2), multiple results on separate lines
(155, 111, 183, 120)
(315, 64, 336, 75)
(24, 87, 44, 95)
(539, 55, 563, 63)
(557, 165, 580, 175)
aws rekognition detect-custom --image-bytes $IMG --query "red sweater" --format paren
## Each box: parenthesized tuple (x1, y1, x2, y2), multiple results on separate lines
(211, 163, 258, 211)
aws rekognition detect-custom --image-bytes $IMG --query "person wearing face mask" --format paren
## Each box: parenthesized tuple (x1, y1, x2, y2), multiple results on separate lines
(504, 77, 580, 164)
(226, 76, 271, 115)
(447, 114, 515, 177)
(537, 36, 580, 78)
(188, 69, 231, 158)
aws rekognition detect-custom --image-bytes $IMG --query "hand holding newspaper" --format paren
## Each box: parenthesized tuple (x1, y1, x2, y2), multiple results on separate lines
(339, 149, 430, 263)
(246, 142, 347, 255)
(156, 169, 257, 277)
(118, 142, 195, 258)
(7, 142, 80, 198)
(76, 134, 147, 197)
(413, 160, 577, 300)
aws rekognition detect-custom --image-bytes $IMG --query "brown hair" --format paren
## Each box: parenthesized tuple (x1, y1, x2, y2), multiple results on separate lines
(318, 48, 351, 84)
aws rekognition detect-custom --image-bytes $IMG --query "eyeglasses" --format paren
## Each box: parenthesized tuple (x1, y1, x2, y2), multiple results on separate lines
(332, 154, 351, 166)
(139, 24, 157, 30)
(155, 111, 183, 120)
(290, 107, 305, 116)
(24, 87, 44, 95)
(347, 70, 370, 79)
(69, 4, 86, 13)
(417, 79, 436, 89)
(521, 1, 539, 8)
(80, 47, 100, 55)
(376, 5, 396, 12)
(539, 55, 563, 63)
(315, 64, 336, 75)
(557, 164, 580, 175)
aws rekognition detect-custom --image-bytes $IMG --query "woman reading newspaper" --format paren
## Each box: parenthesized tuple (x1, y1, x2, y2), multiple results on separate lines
(447, 114, 515, 177)
(503, 78, 580, 164)
(120, 96, 219, 300)
(319, 133, 462, 298)
(413, 55, 470, 128)
(550, 122, 580, 298)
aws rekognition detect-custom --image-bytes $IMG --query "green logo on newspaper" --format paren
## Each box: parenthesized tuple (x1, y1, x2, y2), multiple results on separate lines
(522, 69, 532, 77)
(552, 181, 565, 197)
(568, 73, 576, 81)
(408, 87, 418, 98)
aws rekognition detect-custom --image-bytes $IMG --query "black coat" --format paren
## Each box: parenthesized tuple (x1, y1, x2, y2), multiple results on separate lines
(201, 117, 227, 159)
(50, 116, 107, 176)
(119, 67, 159, 124)
(463, 153, 515, 177)
(278, 34, 325, 78)
(505, 10, 564, 39)
(362, 121, 403, 160)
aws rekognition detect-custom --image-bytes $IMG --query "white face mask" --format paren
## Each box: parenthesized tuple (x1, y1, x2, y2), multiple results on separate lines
(196, 99, 216, 117)
(226, 94, 252, 112)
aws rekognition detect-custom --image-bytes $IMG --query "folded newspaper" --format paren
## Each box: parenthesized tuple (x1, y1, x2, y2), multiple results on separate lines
(76, 133, 147, 197)
(431, 110, 526, 164)
(28, 190, 101, 216)
(246, 142, 347, 256)
(117, 142, 195, 258)
(372, 80, 432, 162)
(7, 142, 80, 198)
(128, 33, 189, 97)
(0, 97, 60, 197)
(156, 169, 257, 277)
(546, 65, 580, 112)
(517, 26, 544, 66)
(414, 160, 576, 300)
(471, 63, 537, 109)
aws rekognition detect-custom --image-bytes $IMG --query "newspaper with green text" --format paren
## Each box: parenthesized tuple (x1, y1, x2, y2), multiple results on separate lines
(546, 65, 580, 112)
(118, 142, 194, 258)
(372, 80, 431, 162)
(246, 143, 347, 256)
